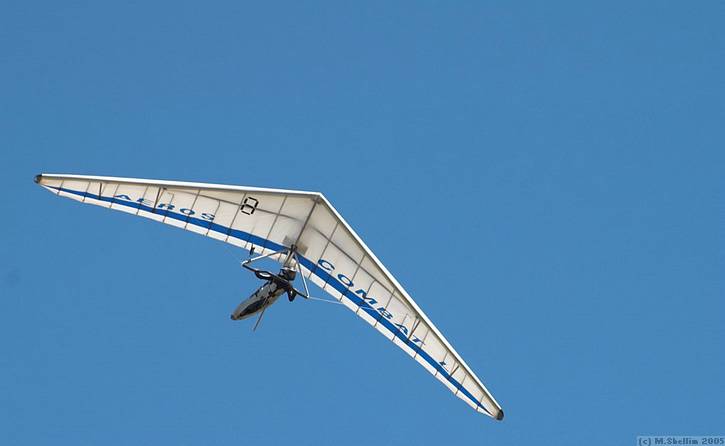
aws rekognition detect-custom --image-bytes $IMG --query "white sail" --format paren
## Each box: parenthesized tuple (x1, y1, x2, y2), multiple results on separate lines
(35, 173, 504, 420)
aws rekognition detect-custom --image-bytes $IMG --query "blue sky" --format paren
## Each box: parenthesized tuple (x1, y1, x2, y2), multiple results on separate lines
(2, 1, 723, 444)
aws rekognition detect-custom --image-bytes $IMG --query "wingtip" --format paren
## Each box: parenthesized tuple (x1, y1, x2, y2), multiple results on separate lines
(496, 409, 504, 421)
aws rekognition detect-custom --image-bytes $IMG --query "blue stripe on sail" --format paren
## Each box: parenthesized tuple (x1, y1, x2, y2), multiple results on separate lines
(45, 184, 490, 414)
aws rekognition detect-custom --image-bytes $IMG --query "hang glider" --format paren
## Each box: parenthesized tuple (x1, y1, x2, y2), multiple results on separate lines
(34, 173, 504, 420)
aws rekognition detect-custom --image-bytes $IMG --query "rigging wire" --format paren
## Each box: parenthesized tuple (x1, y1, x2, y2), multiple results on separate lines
(305, 295, 344, 306)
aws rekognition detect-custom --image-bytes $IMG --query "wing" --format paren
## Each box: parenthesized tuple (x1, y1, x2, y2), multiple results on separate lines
(35, 173, 504, 420)
(34, 173, 319, 258)
(292, 195, 504, 420)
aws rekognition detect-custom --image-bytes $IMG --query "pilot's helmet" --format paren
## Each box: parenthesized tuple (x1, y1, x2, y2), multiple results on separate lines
(280, 267, 297, 280)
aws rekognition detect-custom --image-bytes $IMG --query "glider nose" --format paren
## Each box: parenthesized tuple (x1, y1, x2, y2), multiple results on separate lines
(496, 409, 504, 421)
(34, 174, 42, 184)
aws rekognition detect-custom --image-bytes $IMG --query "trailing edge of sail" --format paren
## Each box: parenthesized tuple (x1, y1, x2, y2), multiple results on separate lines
(35, 173, 504, 420)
